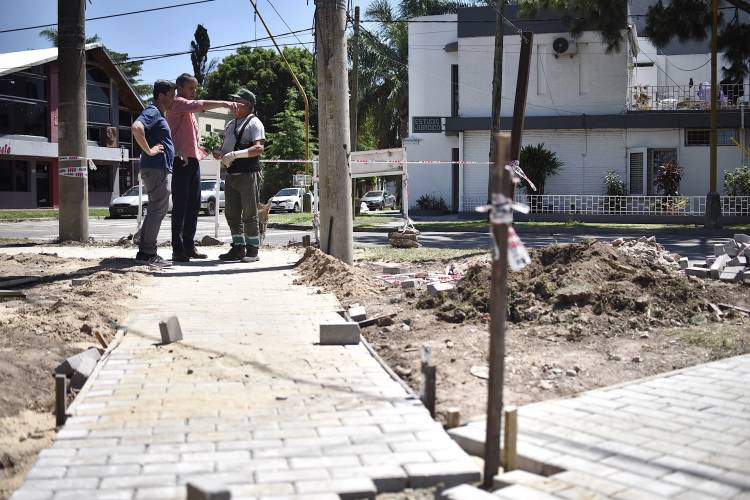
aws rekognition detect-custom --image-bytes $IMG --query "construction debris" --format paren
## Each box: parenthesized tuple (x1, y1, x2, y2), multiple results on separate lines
(54, 347, 101, 390)
(199, 235, 222, 247)
(159, 316, 183, 344)
(686, 234, 750, 282)
(388, 219, 421, 248)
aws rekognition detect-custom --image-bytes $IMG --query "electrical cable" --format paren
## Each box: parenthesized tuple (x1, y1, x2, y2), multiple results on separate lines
(265, 0, 313, 54)
(0, 0, 218, 35)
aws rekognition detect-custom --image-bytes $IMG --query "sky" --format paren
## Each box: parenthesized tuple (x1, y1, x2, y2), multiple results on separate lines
(0, 0, 378, 87)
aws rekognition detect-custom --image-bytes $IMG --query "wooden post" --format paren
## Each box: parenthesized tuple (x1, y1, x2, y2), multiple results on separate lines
(55, 374, 67, 427)
(420, 346, 436, 418)
(487, 0, 505, 203)
(483, 31, 533, 490)
(502, 406, 518, 471)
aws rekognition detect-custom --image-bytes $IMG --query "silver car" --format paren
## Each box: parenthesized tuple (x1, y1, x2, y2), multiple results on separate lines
(109, 186, 173, 218)
(200, 180, 225, 216)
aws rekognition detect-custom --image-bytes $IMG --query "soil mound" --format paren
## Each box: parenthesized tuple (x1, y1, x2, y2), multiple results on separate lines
(418, 239, 746, 336)
(295, 247, 387, 299)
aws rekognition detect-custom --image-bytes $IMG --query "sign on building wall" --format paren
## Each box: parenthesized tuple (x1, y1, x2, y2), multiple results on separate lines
(412, 116, 443, 133)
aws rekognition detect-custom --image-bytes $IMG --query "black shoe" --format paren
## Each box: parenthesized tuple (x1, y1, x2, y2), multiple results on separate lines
(219, 244, 246, 261)
(242, 245, 259, 263)
(185, 247, 207, 259)
(135, 251, 153, 262)
(172, 252, 190, 263)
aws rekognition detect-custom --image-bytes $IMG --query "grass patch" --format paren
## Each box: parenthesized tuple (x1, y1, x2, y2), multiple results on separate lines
(672, 326, 749, 360)
(355, 246, 485, 263)
(0, 208, 110, 220)
(269, 212, 400, 228)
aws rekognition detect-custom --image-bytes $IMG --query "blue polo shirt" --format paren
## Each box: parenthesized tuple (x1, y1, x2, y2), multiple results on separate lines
(136, 105, 174, 172)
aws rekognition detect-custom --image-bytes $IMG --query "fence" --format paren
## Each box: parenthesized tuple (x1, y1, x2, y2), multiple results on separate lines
(628, 83, 749, 111)
(459, 195, 750, 217)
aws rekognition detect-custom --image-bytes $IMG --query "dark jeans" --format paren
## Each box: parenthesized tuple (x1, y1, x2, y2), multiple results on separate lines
(171, 157, 201, 254)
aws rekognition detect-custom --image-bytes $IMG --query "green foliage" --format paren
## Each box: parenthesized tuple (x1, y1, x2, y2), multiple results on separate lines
(416, 194, 449, 212)
(190, 24, 217, 86)
(603, 170, 627, 196)
(200, 133, 223, 154)
(203, 47, 316, 137)
(520, 0, 750, 80)
(262, 89, 316, 202)
(724, 166, 750, 196)
(654, 160, 684, 196)
(519, 143, 563, 195)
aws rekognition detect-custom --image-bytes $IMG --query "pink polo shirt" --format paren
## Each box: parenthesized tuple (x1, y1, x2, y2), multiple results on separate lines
(166, 96, 207, 160)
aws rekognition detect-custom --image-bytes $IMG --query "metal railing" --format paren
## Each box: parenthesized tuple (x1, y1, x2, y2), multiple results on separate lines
(627, 84, 749, 111)
(459, 195, 750, 216)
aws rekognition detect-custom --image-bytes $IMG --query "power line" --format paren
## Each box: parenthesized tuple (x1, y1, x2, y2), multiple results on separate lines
(122, 28, 314, 63)
(266, 0, 312, 54)
(0, 0, 218, 35)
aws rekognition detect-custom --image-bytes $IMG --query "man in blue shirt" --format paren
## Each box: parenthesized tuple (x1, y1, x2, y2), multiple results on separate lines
(131, 80, 176, 267)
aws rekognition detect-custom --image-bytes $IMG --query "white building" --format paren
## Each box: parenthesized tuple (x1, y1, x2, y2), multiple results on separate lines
(405, 4, 750, 212)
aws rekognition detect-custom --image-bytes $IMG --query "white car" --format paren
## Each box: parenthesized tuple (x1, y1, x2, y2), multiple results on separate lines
(200, 180, 225, 216)
(109, 185, 172, 218)
(270, 187, 304, 213)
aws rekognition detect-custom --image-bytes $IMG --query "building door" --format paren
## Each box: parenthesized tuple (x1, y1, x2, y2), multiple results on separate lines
(452, 148, 460, 213)
(36, 162, 50, 207)
(627, 148, 647, 195)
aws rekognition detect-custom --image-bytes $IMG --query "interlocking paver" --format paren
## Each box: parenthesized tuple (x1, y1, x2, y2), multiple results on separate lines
(11, 248, 478, 500)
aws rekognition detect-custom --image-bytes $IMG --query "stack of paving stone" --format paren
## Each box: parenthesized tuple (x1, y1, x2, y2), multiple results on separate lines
(684, 233, 750, 282)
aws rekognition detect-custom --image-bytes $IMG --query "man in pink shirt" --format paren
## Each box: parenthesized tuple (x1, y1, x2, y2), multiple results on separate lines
(167, 73, 237, 262)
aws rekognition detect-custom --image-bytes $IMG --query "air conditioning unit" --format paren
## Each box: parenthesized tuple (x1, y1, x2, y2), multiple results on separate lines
(552, 37, 577, 58)
(99, 126, 118, 148)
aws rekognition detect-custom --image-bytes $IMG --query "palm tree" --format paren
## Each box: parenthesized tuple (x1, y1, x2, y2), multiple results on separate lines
(355, 0, 481, 149)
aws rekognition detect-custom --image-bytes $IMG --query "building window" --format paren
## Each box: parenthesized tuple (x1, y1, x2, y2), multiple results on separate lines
(685, 129, 737, 147)
(0, 159, 30, 192)
(0, 99, 48, 137)
(206, 124, 212, 132)
(87, 83, 111, 105)
(648, 148, 678, 195)
(86, 65, 109, 85)
(87, 104, 111, 125)
(88, 164, 113, 192)
(0, 73, 47, 101)
(119, 109, 132, 127)
(451, 64, 459, 117)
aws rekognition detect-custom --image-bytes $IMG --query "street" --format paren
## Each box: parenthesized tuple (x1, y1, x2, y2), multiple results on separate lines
(0, 216, 732, 262)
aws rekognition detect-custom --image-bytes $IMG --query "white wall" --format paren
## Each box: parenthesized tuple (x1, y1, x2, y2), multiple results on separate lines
(405, 134, 458, 209)
(406, 14, 460, 209)
(626, 128, 748, 195)
(457, 32, 628, 117)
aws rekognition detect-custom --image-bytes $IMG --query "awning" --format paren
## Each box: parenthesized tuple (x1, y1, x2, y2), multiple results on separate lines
(0, 137, 130, 163)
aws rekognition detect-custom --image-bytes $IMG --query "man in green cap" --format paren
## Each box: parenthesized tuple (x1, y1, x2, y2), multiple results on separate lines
(213, 88, 266, 262)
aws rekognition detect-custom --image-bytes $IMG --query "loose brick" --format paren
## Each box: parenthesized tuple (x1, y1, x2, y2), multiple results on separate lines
(186, 480, 230, 500)
(427, 282, 454, 296)
(403, 461, 480, 488)
(348, 305, 367, 322)
(159, 316, 183, 344)
(330, 465, 407, 492)
(442, 484, 504, 500)
(319, 322, 360, 345)
(295, 477, 377, 500)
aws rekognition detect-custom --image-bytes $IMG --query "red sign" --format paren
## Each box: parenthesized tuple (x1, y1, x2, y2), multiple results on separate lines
(0, 144, 11, 155)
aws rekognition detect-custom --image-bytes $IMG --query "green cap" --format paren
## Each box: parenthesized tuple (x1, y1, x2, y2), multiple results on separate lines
(229, 88, 256, 104)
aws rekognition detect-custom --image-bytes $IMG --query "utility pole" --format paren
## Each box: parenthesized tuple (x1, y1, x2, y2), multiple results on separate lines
(350, 5, 360, 219)
(483, 31, 533, 489)
(58, 0, 89, 241)
(487, 0, 505, 203)
(315, 0, 354, 264)
(705, 0, 722, 228)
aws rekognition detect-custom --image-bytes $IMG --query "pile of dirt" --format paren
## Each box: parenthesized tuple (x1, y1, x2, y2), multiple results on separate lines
(0, 252, 146, 498)
(417, 239, 749, 337)
(294, 247, 388, 299)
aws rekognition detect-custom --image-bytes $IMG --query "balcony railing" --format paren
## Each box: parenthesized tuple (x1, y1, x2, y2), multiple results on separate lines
(627, 84, 749, 111)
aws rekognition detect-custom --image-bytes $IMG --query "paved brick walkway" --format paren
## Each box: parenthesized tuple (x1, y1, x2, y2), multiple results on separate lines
(451, 355, 750, 499)
(11, 248, 478, 500)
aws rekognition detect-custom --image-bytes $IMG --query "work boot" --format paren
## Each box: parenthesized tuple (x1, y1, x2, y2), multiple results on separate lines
(242, 245, 259, 263)
(219, 244, 246, 261)
(185, 246, 207, 259)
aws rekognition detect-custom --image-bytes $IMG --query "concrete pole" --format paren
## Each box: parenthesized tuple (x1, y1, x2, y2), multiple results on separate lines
(705, 0, 722, 228)
(58, 0, 89, 241)
(350, 6, 360, 220)
(315, 0, 353, 264)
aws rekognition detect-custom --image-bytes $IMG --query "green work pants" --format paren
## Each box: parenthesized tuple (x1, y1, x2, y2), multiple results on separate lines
(224, 172, 260, 246)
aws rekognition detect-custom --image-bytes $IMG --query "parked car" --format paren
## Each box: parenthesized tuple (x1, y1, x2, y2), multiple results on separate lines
(270, 187, 304, 213)
(360, 190, 396, 211)
(200, 180, 225, 216)
(109, 185, 172, 218)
